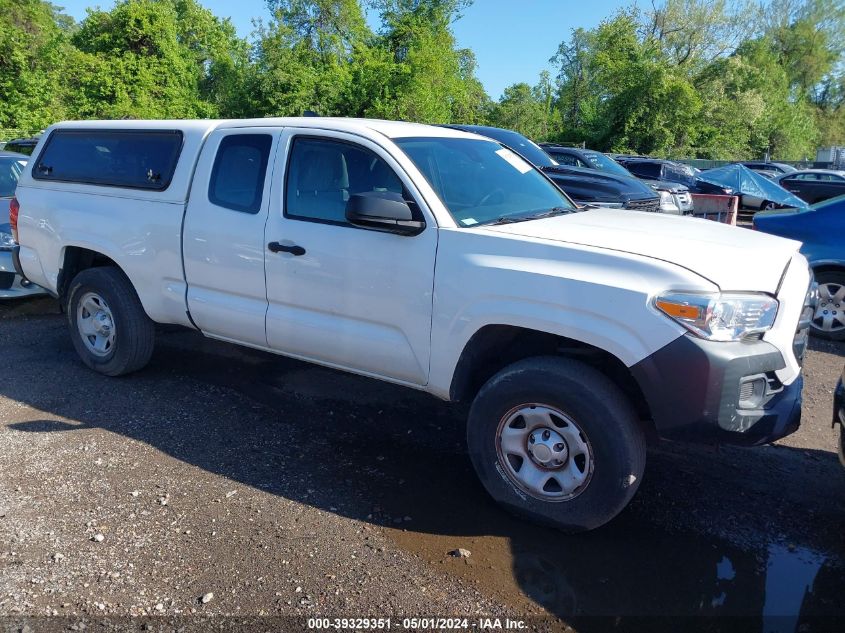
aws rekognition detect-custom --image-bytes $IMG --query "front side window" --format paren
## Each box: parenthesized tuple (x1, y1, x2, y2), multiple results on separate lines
(395, 136, 575, 227)
(33, 130, 182, 190)
(285, 137, 404, 225)
(208, 134, 272, 214)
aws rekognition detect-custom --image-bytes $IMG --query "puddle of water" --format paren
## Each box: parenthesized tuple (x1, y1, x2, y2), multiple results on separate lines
(379, 452, 843, 628)
(762, 544, 827, 633)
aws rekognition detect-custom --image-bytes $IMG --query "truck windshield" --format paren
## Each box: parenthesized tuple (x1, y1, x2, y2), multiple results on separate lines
(395, 137, 575, 227)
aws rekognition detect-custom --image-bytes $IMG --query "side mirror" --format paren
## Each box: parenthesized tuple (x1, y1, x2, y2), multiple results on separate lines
(345, 192, 425, 236)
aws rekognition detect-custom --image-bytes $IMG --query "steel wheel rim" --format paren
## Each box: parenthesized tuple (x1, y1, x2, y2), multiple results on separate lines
(76, 292, 116, 357)
(496, 404, 594, 502)
(813, 282, 845, 333)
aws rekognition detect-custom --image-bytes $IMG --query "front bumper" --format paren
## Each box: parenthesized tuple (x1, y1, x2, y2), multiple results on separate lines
(0, 249, 46, 299)
(631, 334, 802, 446)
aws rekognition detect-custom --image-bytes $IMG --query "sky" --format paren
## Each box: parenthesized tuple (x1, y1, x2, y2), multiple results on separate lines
(56, 0, 629, 100)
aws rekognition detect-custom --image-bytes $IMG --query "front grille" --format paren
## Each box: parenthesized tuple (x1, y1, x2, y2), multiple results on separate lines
(625, 199, 661, 213)
(739, 381, 754, 402)
(793, 281, 817, 365)
(0, 272, 14, 290)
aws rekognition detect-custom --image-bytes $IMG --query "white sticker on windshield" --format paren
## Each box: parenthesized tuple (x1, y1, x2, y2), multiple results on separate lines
(463, 217, 478, 226)
(495, 148, 532, 174)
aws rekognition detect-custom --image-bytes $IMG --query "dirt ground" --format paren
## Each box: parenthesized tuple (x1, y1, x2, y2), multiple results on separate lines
(0, 297, 843, 633)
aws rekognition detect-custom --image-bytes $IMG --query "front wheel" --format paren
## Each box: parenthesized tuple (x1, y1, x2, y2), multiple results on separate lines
(812, 271, 845, 341)
(760, 200, 778, 211)
(467, 356, 646, 532)
(67, 267, 155, 376)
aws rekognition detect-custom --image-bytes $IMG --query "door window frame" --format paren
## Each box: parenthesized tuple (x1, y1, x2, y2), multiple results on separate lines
(277, 130, 434, 233)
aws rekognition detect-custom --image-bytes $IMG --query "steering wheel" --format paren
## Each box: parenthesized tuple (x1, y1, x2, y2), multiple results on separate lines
(477, 188, 506, 207)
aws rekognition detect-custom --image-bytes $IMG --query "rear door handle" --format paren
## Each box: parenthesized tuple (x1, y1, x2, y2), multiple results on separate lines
(268, 242, 306, 256)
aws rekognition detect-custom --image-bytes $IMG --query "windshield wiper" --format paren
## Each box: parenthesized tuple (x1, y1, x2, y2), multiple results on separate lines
(480, 206, 573, 226)
(523, 206, 573, 220)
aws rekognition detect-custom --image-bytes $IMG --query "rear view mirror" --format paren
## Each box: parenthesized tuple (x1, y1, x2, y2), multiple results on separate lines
(345, 192, 425, 236)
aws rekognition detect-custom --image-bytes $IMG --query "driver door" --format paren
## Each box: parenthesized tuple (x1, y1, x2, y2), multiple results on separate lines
(263, 129, 438, 386)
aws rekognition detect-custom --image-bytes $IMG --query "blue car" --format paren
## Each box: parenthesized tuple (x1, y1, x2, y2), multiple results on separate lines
(753, 195, 845, 340)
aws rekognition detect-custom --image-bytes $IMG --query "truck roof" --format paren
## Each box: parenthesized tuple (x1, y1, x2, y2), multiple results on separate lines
(46, 117, 480, 141)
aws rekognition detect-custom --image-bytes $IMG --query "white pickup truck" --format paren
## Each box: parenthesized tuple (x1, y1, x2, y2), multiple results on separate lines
(12, 118, 816, 531)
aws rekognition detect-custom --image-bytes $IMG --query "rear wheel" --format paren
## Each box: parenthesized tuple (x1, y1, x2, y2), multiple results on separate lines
(812, 271, 845, 341)
(467, 356, 646, 532)
(67, 267, 155, 376)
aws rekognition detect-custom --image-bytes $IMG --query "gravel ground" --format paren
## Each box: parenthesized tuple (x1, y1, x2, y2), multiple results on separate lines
(0, 297, 843, 632)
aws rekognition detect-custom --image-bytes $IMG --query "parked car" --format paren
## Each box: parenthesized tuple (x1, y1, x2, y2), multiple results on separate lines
(0, 151, 44, 299)
(753, 195, 844, 340)
(14, 118, 815, 532)
(443, 125, 662, 213)
(697, 164, 808, 211)
(4, 137, 40, 156)
(540, 144, 692, 214)
(835, 365, 844, 467)
(741, 161, 797, 175)
(615, 156, 707, 190)
(776, 170, 845, 205)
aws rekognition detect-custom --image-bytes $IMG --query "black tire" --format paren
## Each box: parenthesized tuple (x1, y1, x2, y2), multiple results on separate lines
(760, 200, 777, 211)
(66, 267, 155, 376)
(467, 356, 646, 532)
(812, 270, 845, 342)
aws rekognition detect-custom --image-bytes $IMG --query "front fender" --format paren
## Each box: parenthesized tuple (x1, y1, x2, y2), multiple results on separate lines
(427, 229, 710, 400)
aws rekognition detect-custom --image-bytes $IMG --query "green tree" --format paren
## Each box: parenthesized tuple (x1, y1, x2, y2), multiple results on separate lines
(363, 0, 489, 123)
(65, 0, 248, 119)
(491, 73, 560, 141)
(249, 0, 371, 116)
(0, 0, 72, 133)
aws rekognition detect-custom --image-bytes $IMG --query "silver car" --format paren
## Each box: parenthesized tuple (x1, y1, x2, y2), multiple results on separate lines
(0, 151, 45, 298)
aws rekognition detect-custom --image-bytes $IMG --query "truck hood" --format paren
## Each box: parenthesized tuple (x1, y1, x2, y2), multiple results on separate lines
(481, 208, 801, 293)
(645, 179, 689, 194)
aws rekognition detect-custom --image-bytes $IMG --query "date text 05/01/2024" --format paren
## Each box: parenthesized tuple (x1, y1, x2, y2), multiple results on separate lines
(306, 617, 527, 630)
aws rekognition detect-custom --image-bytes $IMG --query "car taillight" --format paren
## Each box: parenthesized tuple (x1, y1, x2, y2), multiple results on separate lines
(9, 196, 19, 243)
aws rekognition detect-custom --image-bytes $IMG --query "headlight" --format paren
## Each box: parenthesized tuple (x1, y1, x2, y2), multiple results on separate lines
(659, 191, 679, 211)
(0, 224, 14, 251)
(654, 292, 779, 341)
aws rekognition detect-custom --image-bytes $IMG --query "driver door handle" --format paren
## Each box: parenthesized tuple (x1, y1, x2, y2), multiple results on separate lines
(268, 242, 306, 256)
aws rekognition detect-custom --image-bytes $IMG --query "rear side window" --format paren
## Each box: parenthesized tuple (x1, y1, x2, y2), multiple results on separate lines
(33, 130, 183, 190)
(208, 134, 272, 214)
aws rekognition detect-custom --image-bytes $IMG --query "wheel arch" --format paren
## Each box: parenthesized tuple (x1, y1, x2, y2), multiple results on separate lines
(811, 262, 845, 277)
(448, 324, 655, 436)
(58, 245, 124, 304)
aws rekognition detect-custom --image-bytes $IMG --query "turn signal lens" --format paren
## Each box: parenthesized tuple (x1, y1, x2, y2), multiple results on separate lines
(654, 300, 702, 319)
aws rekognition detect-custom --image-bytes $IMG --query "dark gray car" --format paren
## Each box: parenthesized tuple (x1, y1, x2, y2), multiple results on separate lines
(541, 145, 693, 214)
(443, 126, 663, 213)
